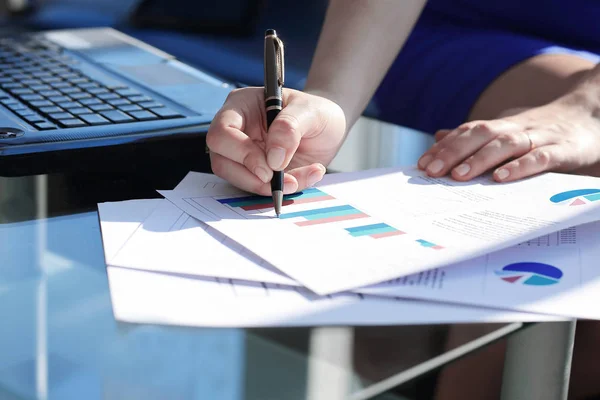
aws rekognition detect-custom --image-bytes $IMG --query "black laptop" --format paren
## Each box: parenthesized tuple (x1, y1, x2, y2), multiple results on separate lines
(0, 27, 234, 175)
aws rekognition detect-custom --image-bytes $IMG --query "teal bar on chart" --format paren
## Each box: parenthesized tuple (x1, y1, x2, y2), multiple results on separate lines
(345, 223, 397, 237)
(279, 204, 356, 220)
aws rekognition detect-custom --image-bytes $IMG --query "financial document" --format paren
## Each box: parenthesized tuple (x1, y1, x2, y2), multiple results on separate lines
(161, 167, 600, 295)
(359, 221, 600, 319)
(98, 176, 559, 326)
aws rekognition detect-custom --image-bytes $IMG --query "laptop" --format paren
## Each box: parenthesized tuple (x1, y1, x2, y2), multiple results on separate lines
(0, 27, 234, 175)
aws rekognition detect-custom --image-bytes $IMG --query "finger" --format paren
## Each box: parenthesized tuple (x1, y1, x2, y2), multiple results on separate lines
(206, 110, 272, 183)
(286, 163, 327, 192)
(418, 126, 469, 169)
(450, 130, 532, 181)
(493, 145, 563, 182)
(423, 122, 513, 177)
(210, 152, 298, 196)
(265, 101, 324, 171)
(434, 129, 452, 142)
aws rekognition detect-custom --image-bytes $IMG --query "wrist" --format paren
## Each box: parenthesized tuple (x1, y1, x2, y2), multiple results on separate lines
(558, 63, 600, 114)
(302, 86, 360, 131)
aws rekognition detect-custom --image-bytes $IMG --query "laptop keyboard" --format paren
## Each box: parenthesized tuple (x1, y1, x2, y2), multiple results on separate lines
(0, 36, 184, 131)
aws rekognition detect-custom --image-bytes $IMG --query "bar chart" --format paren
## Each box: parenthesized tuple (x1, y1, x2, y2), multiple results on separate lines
(345, 223, 405, 239)
(416, 239, 444, 250)
(217, 188, 335, 211)
(279, 204, 369, 226)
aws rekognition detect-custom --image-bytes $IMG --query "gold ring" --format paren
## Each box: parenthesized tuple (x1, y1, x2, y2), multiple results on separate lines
(527, 133, 535, 151)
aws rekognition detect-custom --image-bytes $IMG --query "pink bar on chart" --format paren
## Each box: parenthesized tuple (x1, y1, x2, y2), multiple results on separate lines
(371, 230, 406, 239)
(241, 195, 335, 211)
(432, 245, 444, 250)
(295, 212, 369, 226)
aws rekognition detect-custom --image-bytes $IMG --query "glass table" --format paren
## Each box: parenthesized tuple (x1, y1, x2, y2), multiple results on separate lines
(0, 120, 575, 400)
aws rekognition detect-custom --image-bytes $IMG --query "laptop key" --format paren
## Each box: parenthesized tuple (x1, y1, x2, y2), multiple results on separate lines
(77, 82, 99, 89)
(29, 100, 53, 108)
(11, 88, 34, 95)
(49, 112, 74, 120)
(115, 88, 140, 97)
(40, 90, 61, 97)
(0, 97, 17, 105)
(128, 110, 158, 121)
(15, 108, 35, 117)
(107, 98, 130, 106)
(29, 84, 51, 91)
(87, 87, 108, 95)
(6, 102, 26, 110)
(60, 87, 81, 94)
(68, 107, 91, 115)
(69, 92, 91, 100)
(51, 82, 71, 89)
(118, 104, 142, 112)
(58, 118, 86, 128)
(129, 95, 152, 103)
(97, 93, 119, 100)
(79, 113, 109, 125)
(35, 121, 57, 130)
(39, 106, 63, 114)
(23, 113, 45, 123)
(100, 110, 134, 123)
(2, 83, 23, 89)
(20, 94, 44, 101)
(89, 104, 113, 112)
(48, 96, 70, 103)
(152, 107, 183, 119)
(79, 98, 102, 106)
(138, 101, 163, 109)
(56, 102, 80, 109)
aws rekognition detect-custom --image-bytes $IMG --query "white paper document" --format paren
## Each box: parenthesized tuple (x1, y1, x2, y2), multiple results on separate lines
(108, 199, 296, 285)
(98, 193, 559, 326)
(108, 267, 560, 328)
(161, 167, 600, 295)
(358, 221, 600, 319)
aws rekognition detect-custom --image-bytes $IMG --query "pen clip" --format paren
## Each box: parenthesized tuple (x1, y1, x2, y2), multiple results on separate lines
(274, 36, 285, 87)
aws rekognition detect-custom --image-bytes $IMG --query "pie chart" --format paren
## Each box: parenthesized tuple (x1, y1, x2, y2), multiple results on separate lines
(550, 189, 600, 206)
(495, 262, 562, 286)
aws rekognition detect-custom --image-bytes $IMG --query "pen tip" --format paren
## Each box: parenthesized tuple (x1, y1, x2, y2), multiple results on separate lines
(272, 190, 283, 217)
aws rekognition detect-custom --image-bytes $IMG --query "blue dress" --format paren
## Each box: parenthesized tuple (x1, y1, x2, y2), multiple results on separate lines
(373, 0, 600, 134)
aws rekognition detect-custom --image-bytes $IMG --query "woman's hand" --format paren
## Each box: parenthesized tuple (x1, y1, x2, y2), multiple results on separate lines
(206, 87, 347, 196)
(417, 96, 600, 182)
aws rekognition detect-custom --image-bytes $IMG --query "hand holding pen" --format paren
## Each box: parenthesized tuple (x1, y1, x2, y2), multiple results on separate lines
(205, 32, 347, 204)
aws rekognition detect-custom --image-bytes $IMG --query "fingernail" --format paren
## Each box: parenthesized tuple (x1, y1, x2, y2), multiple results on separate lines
(496, 168, 510, 180)
(267, 147, 286, 170)
(307, 170, 323, 187)
(454, 163, 470, 176)
(418, 154, 433, 169)
(427, 159, 444, 174)
(254, 167, 270, 183)
(283, 181, 297, 194)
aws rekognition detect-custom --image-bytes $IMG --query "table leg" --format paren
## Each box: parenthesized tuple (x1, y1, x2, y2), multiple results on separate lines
(500, 321, 576, 400)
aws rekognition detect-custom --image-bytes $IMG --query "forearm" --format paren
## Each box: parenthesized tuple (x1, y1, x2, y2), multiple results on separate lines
(304, 0, 426, 129)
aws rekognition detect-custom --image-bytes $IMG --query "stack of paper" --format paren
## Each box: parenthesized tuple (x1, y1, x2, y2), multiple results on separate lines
(99, 166, 600, 327)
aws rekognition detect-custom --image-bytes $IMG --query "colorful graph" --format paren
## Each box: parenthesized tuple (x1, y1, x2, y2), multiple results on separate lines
(217, 188, 335, 211)
(345, 223, 405, 239)
(495, 262, 562, 286)
(416, 239, 444, 250)
(279, 205, 369, 226)
(550, 189, 600, 206)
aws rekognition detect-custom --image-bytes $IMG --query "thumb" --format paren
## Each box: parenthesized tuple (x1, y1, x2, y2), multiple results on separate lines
(265, 102, 320, 171)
